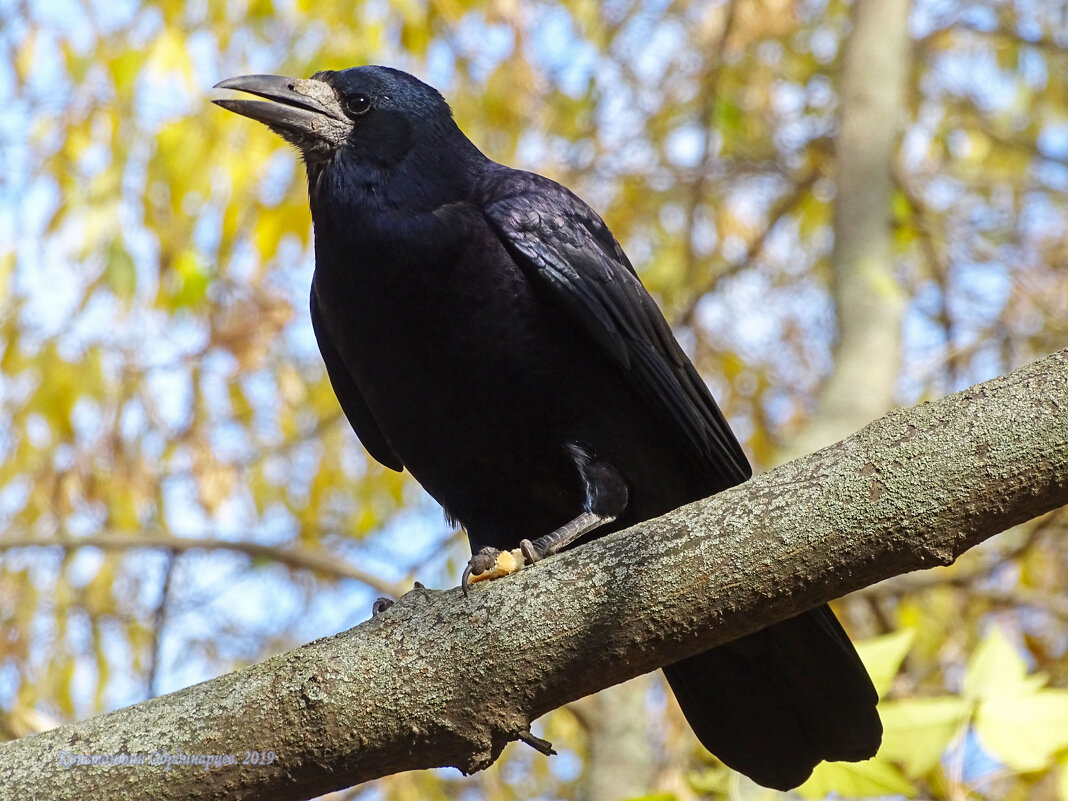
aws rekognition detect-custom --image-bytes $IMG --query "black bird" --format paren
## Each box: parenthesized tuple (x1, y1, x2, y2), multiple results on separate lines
(213, 66, 881, 790)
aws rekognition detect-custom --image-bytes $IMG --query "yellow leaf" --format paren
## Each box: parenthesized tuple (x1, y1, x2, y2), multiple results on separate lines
(855, 628, 915, 698)
(169, 249, 211, 308)
(94, 623, 110, 713)
(15, 30, 36, 82)
(963, 626, 1044, 700)
(107, 490, 141, 531)
(878, 696, 970, 777)
(85, 560, 117, 615)
(249, 0, 274, 18)
(110, 47, 143, 96)
(229, 380, 253, 422)
(799, 756, 916, 799)
(145, 29, 195, 90)
(976, 690, 1068, 772)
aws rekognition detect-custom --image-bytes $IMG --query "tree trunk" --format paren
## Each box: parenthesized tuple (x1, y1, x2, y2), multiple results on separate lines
(583, 676, 656, 801)
(784, 0, 911, 460)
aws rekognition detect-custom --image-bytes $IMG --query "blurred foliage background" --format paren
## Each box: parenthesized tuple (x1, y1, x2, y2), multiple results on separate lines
(1, 0, 1067, 798)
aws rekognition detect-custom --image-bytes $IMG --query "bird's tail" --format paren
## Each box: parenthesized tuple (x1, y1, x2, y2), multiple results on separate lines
(663, 604, 882, 791)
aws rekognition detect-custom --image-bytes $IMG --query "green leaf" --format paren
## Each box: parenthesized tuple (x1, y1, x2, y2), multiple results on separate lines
(168, 248, 211, 308)
(798, 757, 916, 799)
(685, 765, 730, 796)
(878, 696, 970, 777)
(712, 98, 743, 132)
(855, 628, 915, 698)
(105, 239, 138, 302)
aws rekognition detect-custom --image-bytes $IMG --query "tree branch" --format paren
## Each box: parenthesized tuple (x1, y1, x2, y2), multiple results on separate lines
(0, 534, 408, 598)
(864, 571, 1068, 622)
(1, 348, 1066, 801)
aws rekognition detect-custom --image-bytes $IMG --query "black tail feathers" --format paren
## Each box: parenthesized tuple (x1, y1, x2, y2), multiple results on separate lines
(664, 604, 882, 791)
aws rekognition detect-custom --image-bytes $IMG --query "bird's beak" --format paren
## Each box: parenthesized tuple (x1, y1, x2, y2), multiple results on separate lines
(212, 74, 351, 157)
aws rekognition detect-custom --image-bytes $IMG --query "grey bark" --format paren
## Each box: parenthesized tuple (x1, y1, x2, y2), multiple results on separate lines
(784, 0, 911, 460)
(1, 348, 1066, 801)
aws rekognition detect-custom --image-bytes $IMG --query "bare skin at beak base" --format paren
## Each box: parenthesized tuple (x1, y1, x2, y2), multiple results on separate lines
(212, 74, 350, 155)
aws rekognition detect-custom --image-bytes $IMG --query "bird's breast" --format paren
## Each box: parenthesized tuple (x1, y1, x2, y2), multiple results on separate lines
(312, 223, 602, 527)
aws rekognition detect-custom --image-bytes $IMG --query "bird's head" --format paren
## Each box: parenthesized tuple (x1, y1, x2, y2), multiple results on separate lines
(213, 65, 476, 181)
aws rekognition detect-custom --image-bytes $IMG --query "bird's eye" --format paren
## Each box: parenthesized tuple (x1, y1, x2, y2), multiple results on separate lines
(345, 95, 371, 117)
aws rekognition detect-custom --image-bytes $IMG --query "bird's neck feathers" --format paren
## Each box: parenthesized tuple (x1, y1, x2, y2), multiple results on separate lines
(307, 121, 487, 230)
(307, 127, 488, 270)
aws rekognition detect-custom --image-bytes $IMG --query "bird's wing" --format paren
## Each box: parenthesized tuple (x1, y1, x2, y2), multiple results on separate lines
(310, 289, 404, 471)
(479, 168, 751, 487)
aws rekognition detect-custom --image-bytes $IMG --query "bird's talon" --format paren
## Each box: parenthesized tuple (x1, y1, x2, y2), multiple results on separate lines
(461, 564, 474, 597)
(371, 597, 394, 616)
(462, 547, 499, 596)
(520, 538, 540, 565)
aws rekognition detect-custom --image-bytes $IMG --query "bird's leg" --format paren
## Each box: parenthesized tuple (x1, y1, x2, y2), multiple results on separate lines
(463, 444, 629, 594)
(519, 511, 613, 564)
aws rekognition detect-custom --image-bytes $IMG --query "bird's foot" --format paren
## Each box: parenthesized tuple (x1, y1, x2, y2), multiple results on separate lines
(461, 546, 531, 596)
(371, 582, 427, 614)
(460, 513, 617, 596)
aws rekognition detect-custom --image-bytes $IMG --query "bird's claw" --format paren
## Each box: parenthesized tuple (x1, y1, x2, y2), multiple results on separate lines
(371, 597, 394, 616)
(373, 581, 429, 613)
(520, 538, 541, 564)
(461, 545, 540, 596)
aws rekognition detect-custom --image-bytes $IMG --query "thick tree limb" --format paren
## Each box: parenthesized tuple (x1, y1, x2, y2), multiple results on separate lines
(1, 348, 1066, 801)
